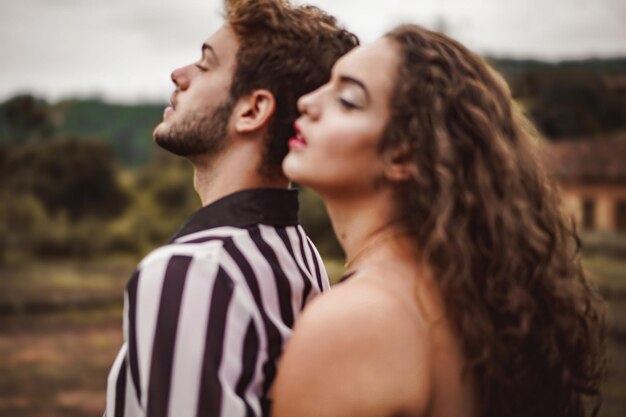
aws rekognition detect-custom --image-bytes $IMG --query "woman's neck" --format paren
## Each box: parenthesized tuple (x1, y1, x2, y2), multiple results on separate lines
(324, 190, 408, 270)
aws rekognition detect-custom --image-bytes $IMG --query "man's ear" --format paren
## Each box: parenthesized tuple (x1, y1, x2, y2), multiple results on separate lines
(233, 90, 276, 135)
(383, 143, 416, 182)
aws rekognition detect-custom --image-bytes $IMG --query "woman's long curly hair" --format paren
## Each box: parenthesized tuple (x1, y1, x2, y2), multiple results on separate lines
(382, 25, 607, 417)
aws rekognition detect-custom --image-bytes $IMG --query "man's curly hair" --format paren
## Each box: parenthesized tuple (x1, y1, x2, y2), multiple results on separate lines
(382, 24, 607, 417)
(224, 0, 358, 173)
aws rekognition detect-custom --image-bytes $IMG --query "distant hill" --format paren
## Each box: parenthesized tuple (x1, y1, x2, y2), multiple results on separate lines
(53, 99, 164, 166)
(488, 57, 626, 139)
(488, 57, 626, 79)
(1, 56, 625, 165)
(0, 96, 164, 166)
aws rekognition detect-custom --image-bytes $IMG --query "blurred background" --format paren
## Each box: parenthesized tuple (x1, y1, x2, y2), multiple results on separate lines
(1, 0, 625, 416)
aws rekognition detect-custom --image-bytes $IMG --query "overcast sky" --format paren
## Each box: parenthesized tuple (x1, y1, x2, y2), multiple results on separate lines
(2, 0, 625, 103)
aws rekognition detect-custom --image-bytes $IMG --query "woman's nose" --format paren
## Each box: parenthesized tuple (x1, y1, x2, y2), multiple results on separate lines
(297, 85, 324, 120)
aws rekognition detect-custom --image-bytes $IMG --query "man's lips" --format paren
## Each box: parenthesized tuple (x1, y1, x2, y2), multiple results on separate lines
(163, 95, 176, 118)
(163, 106, 175, 118)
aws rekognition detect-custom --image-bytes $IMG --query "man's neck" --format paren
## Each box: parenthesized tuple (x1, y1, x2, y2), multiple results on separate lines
(191, 142, 289, 207)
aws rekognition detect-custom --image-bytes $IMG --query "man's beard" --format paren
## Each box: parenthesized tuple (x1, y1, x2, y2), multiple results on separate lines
(153, 98, 235, 157)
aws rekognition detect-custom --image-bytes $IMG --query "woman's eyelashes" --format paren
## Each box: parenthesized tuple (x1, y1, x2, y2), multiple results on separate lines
(338, 97, 359, 110)
(336, 86, 365, 111)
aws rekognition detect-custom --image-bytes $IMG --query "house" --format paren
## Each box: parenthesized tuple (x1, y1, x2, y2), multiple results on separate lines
(545, 135, 626, 233)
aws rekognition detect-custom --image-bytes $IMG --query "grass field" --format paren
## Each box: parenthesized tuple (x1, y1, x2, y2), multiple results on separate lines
(0, 255, 624, 416)
(0, 308, 122, 417)
(0, 259, 132, 417)
(0, 258, 133, 314)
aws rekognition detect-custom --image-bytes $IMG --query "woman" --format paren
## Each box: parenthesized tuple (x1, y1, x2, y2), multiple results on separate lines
(271, 25, 606, 417)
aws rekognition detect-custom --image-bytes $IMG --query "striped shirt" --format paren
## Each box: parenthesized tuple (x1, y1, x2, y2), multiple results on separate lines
(105, 188, 329, 417)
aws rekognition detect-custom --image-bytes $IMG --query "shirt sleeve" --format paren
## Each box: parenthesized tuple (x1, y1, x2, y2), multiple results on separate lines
(105, 272, 144, 417)
(111, 244, 264, 417)
(105, 343, 128, 417)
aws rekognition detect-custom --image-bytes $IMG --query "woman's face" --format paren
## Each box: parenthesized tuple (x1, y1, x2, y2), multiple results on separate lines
(282, 37, 400, 198)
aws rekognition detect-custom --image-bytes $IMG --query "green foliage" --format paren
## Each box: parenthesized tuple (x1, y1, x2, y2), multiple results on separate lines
(0, 190, 128, 260)
(2, 57, 626, 167)
(3, 137, 129, 220)
(297, 186, 343, 259)
(0, 96, 164, 166)
(135, 149, 199, 217)
(0, 192, 49, 261)
(484, 57, 626, 139)
(489, 57, 626, 82)
(54, 99, 164, 165)
(0, 94, 54, 144)
(0, 138, 202, 262)
(510, 69, 626, 138)
(0, 135, 136, 261)
(110, 150, 200, 255)
(0, 55, 624, 263)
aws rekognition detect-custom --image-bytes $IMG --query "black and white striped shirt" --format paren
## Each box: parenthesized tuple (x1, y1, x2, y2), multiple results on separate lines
(105, 188, 329, 417)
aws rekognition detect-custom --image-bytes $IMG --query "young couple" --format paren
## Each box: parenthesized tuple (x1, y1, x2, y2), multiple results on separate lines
(106, 1, 606, 416)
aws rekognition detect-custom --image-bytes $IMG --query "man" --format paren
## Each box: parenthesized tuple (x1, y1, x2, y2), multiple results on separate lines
(104, 1, 358, 416)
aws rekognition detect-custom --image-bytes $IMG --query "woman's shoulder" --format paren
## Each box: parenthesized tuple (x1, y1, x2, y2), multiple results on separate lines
(272, 270, 432, 417)
(295, 281, 428, 370)
(301, 270, 425, 334)
(320, 263, 439, 329)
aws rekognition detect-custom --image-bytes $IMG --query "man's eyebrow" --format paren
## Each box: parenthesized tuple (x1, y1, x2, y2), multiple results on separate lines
(338, 75, 370, 103)
(201, 43, 219, 64)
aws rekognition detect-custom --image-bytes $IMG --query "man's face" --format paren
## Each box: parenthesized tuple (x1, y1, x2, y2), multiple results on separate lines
(153, 25, 239, 157)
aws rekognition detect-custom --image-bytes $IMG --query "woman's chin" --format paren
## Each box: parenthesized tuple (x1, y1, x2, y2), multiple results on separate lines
(282, 155, 305, 183)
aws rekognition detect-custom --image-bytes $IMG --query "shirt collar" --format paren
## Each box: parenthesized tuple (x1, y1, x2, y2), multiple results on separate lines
(170, 188, 299, 241)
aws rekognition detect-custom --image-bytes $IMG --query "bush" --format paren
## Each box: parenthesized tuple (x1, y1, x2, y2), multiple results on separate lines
(3, 137, 129, 220)
(298, 186, 343, 259)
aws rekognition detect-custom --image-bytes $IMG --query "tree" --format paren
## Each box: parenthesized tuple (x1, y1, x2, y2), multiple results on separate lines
(298, 186, 343, 259)
(0, 94, 54, 144)
(510, 69, 626, 138)
(3, 137, 128, 220)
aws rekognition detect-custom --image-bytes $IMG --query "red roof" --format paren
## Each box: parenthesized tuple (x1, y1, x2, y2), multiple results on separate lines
(543, 135, 626, 183)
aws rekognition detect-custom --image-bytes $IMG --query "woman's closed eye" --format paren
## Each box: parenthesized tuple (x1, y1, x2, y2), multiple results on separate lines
(336, 83, 367, 110)
(338, 97, 360, 110)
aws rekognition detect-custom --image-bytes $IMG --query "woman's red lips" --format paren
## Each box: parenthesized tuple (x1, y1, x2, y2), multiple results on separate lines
(289, 123, 307, 149)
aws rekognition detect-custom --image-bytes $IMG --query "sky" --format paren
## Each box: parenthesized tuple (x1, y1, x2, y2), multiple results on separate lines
(1, 0, 625, 104)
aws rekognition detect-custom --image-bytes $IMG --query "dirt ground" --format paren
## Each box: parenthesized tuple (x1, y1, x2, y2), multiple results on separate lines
(0, 257, 624, 417)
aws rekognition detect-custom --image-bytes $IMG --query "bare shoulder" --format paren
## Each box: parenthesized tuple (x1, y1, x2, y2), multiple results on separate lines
(296, 275, 424, 339)
(272, 274, 432, 417)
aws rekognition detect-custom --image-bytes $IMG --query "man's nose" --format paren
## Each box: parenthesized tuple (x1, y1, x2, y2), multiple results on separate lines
(171, 66, 190, 90)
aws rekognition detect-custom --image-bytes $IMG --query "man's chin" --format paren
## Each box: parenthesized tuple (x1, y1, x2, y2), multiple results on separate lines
(152, 122, 169, 141)
(151, 100, 232, 158)
(153, 125, 179, 150)
(153, 125, 179, 153)
(154, 136, 188, 156)
(153, 130, 209, 158)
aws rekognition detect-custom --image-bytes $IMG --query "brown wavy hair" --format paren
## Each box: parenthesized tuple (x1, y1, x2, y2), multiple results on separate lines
(382, 25, 607, 417)
(224, 0, 359, 172)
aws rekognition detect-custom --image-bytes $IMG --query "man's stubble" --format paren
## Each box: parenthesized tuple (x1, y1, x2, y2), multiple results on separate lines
(153, 98, 235, 158)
